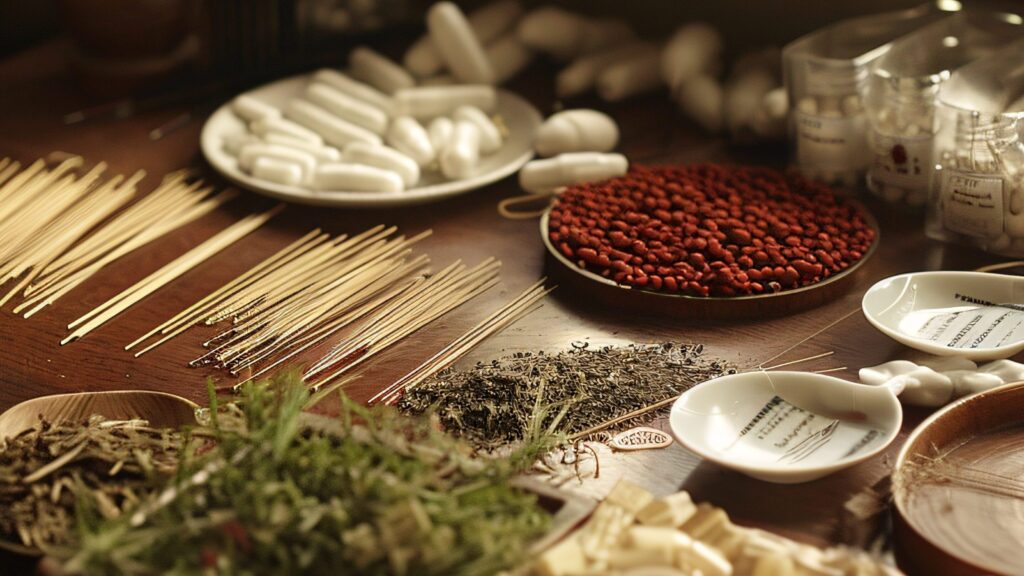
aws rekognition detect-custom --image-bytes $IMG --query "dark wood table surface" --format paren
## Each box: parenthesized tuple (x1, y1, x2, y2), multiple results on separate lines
(0, 42, 1003, 566)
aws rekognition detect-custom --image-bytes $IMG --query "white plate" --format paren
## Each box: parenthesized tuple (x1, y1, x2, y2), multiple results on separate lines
(862, 271, 1024, 361)
(200, 74, 542, 208)
(669, 371, 901, 484)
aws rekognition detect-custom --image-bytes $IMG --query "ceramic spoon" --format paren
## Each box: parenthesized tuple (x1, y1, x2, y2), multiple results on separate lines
(669, 371, 902, 484)
(862, 270, 1024, 361)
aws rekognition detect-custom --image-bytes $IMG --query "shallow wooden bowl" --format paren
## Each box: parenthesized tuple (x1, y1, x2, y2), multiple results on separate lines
(893, 381, 1024, 575)
(0, 391, 198, 441)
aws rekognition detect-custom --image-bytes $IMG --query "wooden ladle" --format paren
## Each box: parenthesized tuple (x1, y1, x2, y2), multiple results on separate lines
(0, 390, 199, 440)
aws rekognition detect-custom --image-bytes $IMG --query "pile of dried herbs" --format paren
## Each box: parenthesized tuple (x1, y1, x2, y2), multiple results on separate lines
(0, 416, 182, 551)
(399, 342, 734, 449)
(47, 371, 555, 576)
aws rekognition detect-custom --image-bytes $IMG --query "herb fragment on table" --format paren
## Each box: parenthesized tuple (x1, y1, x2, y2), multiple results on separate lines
(398, 342, 734, 449)
(56, 371, 554, 576)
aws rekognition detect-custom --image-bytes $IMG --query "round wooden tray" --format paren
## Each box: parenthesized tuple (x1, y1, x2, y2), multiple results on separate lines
(893, 381, 1024, 575)
(539, 204, 879, 321)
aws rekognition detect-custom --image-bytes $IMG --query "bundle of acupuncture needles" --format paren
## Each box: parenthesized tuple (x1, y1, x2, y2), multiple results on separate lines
(130, 224, 505, 387)
(0, 156, 244, 333)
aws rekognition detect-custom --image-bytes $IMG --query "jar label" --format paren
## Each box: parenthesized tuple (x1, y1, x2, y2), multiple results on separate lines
(794, 112, 869, 172)
(869, 132, 932, 191)
(940, 169, 1004, 237)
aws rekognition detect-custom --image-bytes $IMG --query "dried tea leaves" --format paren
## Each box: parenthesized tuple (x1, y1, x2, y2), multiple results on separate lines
(399, 342, 734, 449)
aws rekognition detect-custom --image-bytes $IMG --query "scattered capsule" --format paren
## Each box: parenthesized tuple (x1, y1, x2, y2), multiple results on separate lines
(285, 99, 382, 148)
(534, 109, 619, 157)
(661, 23, 722, 91)
(427, 2, 495, 84)
(231, 94, 281, 123)
(343, 141, 420, 187)
(314, 163, 404, 193)
(519, 152, 628, 193)
(250, 117, 323, 145)
(251, 156, 303, 187)
(452, 105, 502, 154)
(386, 116, 436, 167)
(350, 46, 416, 94)
(556, 42, 652, 99)
(403, 0, 523, 78)
(517, 7, 632, 61)
(312, 69, 395, 115)
(486, 32, 534, 85)
(393, 85, 497, 118)
(427, 117, 455, 152)
(263, 132, 341, 163)
(305, 82, 389, 135)
(440, 120, 481, 179)
(597, 45, 663, 101)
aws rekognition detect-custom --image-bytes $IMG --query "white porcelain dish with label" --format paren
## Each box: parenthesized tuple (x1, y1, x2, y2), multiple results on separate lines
(668, 371, 902, 484)
(201, 74, 542, 208)
(862, 271, 1024, 361)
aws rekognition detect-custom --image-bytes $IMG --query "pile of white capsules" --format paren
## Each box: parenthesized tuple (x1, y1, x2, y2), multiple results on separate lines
(222, 1, 521, 193)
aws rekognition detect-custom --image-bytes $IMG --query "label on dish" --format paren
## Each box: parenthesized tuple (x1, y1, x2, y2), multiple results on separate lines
(794, 112, 869, 172)
(941, 169, 1004, 237)
(869, 132, 932, 191)
(899, 295, 1024, 350)
(724, 396, 884, 467)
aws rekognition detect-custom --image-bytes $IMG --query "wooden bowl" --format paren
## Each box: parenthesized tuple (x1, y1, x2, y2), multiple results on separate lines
(540, 205, 879, 321)
(0, 391, 198, 441)
(892, 381, 1024, 575)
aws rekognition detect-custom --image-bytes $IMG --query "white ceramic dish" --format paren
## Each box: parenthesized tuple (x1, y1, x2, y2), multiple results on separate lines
(668, 371, 902, 484)
(201, 74, 542, 208)
(862, 271, 1024, 361)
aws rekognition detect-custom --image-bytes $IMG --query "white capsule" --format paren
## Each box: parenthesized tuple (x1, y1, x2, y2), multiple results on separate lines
(519, 152, 628, 193)
(222, 132, 260, 155)
(386, 116, 435, 167)
(485, 32, 534, 85)
(349, 46, 416, 94)
(343, 141, 420, 187)
(251, 156, 303, 187)
(311, 69, 395, 115)
(314, 163, 404, 193)
(305, 82, 389, 135)
(231, 94, 281, 123)
(597, 45, 663, 101)
(724, 68, 777, 136)
(556, 41, 652, 99)
(534, 109, 619, 157)
(419, 74, 455, 86)
(440, 120, 481, 179)
(428, 2, 495, 84)
(403, 0, 523, 78)
(517, 7, 632, 61)
(452, 106, 502, 154)
(250, 117, 323, 145)
(674, 74, 724, 133)
(285, 99, 382, 149)
(661, 23, 723, 91)
(237, 143, 318, 184)
(393, 85, 497, 118)
(427, 117, 455, 152)
(263, 132, 341, 163)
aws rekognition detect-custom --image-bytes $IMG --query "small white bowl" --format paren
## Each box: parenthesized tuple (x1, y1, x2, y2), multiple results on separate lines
(668, 371, 901, 484)
(862, 271, 1024, 361)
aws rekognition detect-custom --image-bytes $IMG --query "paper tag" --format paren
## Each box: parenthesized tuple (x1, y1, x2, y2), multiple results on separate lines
(723, 396, 885, 467)
(795, 112, 869, 172)
(899, 295, 1024, 350)
(941, 169, 1004, 237)
(869, 132, 933, 190)
(610, 427, 673, 451)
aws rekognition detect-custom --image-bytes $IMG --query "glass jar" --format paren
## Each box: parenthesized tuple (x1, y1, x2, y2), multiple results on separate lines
(865, 12, 1023, 207)
(783, 2, 959, 190)
(927, 41, 1024, 255)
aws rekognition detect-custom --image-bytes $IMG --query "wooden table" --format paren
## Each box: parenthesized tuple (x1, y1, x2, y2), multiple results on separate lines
(0, 41, 1001, 567)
